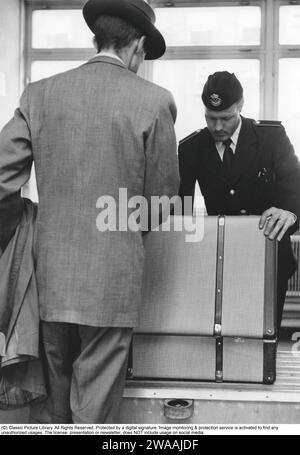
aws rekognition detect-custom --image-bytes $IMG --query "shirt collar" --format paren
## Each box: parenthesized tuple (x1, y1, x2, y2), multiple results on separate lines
(95, 51, 125, 66)
(230, 118, 242, 147)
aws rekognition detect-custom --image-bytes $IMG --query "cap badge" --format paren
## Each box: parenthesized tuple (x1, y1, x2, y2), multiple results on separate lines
(210, 93, 222, 107)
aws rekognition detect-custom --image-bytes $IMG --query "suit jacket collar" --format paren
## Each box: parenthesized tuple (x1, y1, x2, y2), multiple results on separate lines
(86, 55, 127, 70)
(201, 116, 258, 185)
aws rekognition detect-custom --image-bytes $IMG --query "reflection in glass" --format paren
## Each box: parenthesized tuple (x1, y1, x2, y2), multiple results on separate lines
(155, 6, 261, 47)
(32, 10, 93, 48)
(280, 6, 300, 45)
(278, 59, 300, 159)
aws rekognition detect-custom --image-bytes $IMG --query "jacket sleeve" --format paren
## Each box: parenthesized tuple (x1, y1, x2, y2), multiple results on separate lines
(270, 126, 300, 233)
(143, 90, 179, 227)
(0, 86, 33, 250)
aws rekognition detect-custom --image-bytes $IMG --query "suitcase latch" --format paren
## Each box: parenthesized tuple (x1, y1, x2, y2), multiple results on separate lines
(218, 216, 225, 226)
(214, 323, 222, 336)
(216, 370, 223, 382)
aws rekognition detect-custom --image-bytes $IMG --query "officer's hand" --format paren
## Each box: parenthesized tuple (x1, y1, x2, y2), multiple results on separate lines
(259, 207, 296, 241)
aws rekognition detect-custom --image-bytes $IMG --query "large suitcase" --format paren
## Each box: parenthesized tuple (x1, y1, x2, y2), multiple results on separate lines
(128, 216, 277, 384)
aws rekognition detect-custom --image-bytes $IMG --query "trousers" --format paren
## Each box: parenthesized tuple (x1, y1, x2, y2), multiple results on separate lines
(29, 321, 132, 423)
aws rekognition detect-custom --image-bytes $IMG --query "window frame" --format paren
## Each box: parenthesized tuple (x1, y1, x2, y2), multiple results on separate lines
(24, 0, 300, 122)
(148, 1, 265, 119)
(275, 1, 300, 118)
(24, 0, 96, 85)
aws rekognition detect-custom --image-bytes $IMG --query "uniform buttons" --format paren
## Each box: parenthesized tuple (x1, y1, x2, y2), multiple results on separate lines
(229, 189, 235, 196)
(240, 209, 247, 215)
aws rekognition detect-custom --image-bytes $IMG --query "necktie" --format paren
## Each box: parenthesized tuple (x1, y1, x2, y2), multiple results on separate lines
(223, 138, 234, 174)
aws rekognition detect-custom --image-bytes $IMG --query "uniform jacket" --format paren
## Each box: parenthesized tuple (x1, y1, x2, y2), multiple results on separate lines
(178, 116, 300, 279)
(0, 56, 179, 327)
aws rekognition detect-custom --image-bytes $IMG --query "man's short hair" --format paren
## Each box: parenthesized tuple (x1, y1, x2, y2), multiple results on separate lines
(94, 15, 144, 53)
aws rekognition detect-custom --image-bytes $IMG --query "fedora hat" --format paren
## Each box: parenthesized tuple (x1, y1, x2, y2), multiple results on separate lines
(83, 0, 166, 60)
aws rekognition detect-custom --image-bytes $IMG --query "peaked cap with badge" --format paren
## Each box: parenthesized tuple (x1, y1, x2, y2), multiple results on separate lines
(83, 0, 166, 60)
(202, 71, 243, 111)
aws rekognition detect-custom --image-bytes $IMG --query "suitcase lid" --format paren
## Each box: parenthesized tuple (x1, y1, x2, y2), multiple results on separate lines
(138, 216, 277, 339)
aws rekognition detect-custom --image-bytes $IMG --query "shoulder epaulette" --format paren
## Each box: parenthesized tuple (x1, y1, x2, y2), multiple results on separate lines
(179, 129, 201, 145)
(253, 120, 282, 127)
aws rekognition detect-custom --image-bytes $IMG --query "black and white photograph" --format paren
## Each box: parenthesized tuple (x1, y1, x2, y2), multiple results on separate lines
(0, 0, 300, 439)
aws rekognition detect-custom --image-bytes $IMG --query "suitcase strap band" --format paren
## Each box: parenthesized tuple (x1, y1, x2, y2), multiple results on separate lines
(214, 216, 225, 336)
(215, 337, 223, 382)
(264, 240, 277, 338)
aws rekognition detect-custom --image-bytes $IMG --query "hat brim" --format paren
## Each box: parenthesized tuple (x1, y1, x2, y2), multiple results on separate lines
(83, 0, 166, 60)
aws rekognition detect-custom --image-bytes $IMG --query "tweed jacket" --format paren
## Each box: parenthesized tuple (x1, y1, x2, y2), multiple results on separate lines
(0, 56, 179, 327)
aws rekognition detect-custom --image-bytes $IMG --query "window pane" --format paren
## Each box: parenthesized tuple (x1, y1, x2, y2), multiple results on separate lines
(280, 6, 300, 45)
(32, 10, 93, 48)
(31, 60, 85, 82)
(279, 59, 300, 159)
(155, 7, 261, 46)
(153, 59, 260, 141)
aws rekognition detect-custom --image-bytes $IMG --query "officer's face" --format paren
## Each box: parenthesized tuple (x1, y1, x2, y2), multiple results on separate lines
(205, 100, 243, 142)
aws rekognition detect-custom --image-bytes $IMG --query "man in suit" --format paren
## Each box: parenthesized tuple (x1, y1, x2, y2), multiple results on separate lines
(0, 0, 179, 423)
(179, 71, 300, 331)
